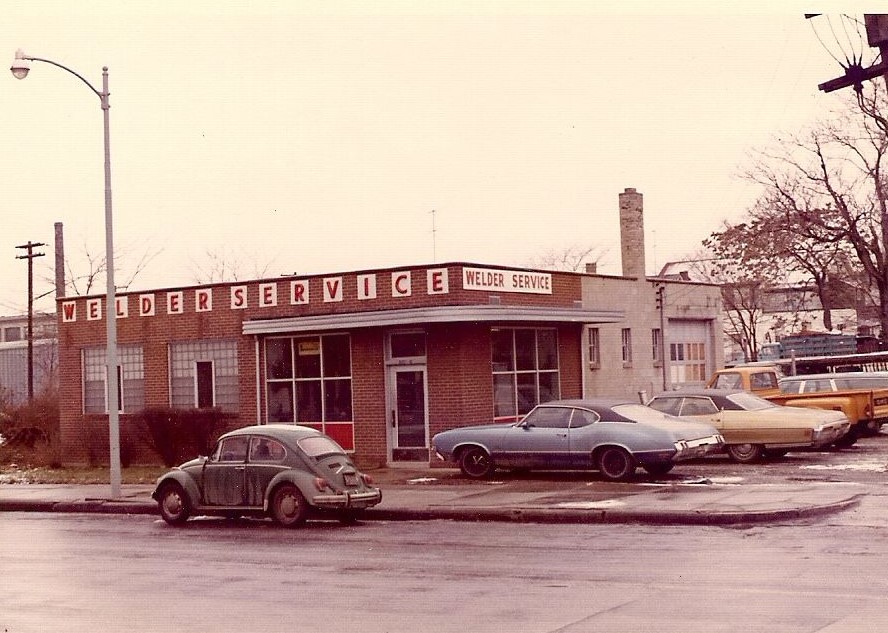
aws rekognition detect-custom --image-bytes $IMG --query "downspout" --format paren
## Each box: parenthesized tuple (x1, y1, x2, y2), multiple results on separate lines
(255, 336, 262, 424)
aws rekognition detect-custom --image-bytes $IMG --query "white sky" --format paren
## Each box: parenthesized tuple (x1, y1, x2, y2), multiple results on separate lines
(0, 1, 863, 313)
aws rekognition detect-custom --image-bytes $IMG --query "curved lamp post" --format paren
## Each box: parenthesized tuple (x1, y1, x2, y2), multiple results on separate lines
(11, 49, 121, 499)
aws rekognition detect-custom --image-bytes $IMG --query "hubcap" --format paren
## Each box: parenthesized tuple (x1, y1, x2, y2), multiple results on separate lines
(164, 492, 183, 515)
(279, 493, 298, 518)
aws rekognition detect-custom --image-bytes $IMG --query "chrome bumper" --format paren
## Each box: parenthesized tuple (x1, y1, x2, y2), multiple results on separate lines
(312, 488, 382, 510)
(813, 422, 852, 447)
(673, 435, 724, 461)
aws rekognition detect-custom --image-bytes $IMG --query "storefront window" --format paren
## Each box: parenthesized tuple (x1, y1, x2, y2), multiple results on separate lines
(265, 335, 352, 426)
(491, 328, 560, 421)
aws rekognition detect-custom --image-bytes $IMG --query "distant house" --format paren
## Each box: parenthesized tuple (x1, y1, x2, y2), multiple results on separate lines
(0, 313, 58, 404)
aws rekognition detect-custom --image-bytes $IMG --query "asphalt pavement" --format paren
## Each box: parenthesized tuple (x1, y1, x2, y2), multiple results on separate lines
(0, 466, 867, 525)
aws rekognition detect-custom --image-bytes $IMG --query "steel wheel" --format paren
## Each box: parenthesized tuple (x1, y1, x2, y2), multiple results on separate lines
(157, 482, 191, 525)
(726, 443, 764, 463)
(597, 447, 635, 481)
(270, 484, 308, 527)
(458, 446, 494, 479)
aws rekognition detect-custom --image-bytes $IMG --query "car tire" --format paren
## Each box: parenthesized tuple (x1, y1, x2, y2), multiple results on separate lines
(726, 443, 764, 463)
(458, 446, 494, 479)
(270, 484, 308, 527)
(597, 446, 635, 481)
(834, 427, 859, 448)
(642, 462, 674, 477)
(157, 482, 191, 526)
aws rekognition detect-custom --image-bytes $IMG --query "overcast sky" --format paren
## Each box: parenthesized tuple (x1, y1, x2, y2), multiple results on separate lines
(0, 2, 863, 313)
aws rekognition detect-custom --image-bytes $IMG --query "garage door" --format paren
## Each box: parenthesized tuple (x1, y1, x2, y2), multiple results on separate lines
(668, 320, 710, 387)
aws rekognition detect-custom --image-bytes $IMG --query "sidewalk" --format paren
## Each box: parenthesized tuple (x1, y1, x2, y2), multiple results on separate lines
(0, 467, 866, 525)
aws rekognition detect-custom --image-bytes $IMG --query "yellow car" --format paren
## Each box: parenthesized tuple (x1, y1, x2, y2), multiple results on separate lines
(647, 389, 850, 463)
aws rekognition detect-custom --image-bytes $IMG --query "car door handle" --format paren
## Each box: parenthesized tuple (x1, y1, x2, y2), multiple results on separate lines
(234, 466, 245, 471)
(556, 433, 567, 438)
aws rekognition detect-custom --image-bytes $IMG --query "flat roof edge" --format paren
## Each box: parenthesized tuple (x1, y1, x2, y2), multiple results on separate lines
(242, 305, 624, 335)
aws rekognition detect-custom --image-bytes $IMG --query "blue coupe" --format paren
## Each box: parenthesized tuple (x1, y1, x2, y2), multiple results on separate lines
(432, 399, 724, 481)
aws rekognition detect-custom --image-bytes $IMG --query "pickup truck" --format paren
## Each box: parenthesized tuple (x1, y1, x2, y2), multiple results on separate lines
(708, 366, 888, 446)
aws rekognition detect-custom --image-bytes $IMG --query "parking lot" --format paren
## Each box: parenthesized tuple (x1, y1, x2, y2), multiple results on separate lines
(642, 430, 888, 487)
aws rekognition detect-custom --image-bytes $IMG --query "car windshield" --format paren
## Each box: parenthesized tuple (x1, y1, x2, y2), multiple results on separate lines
(725, 392, 777, 411)
(611, 404, 676, 423)
(298, 435, 347, 459)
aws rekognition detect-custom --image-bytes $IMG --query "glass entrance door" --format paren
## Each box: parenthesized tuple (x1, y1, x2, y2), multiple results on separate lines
(390, 367, 428, 461)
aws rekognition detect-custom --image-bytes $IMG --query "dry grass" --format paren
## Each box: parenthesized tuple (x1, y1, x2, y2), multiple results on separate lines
(0, 463, 167, 485)
(0, 442, 166, 484)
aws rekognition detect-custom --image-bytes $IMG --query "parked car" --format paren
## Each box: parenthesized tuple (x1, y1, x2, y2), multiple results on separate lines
(646, 388, 851, 463)
(152, 424, 382, 527)
(431, 399, 724, 481)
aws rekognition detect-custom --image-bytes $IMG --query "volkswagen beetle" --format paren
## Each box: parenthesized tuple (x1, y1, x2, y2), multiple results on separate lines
(152, 424, 381, 526)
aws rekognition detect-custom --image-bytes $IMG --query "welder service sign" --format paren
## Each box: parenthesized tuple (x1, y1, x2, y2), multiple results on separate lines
(462, 267, 552, 295)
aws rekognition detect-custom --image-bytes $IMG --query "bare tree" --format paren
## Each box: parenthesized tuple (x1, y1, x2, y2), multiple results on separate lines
(528, 244, 609, 272)
(191, 246, 281, 284)
(743, 83, 888, 339)
(679, 245, 782, 363)
(39, 239, 162, 298)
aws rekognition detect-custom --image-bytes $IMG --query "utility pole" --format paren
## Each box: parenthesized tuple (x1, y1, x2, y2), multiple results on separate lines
(16, 241, 46, 401)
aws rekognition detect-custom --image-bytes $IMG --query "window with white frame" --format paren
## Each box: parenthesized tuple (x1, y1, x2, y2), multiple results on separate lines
(83, 345, 144, 414)
(588, 328, 600, 368)
(170, 340, 239, 412)
(621, 328, 633, 364)
(492, 327, 560, 421)
(265, 334, 352, 424)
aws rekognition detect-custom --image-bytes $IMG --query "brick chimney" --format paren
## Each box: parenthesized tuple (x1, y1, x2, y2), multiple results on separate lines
(619, 187, 646, 278)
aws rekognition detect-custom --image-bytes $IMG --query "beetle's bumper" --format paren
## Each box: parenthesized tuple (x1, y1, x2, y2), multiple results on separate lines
(312, 488, 383, 509)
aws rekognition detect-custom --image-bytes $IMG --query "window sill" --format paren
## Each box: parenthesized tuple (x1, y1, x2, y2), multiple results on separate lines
(589, 362, 600, 370)
(622, 362, 633, 369)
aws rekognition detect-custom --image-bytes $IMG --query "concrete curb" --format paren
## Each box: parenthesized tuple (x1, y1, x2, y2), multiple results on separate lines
(0, 494, 863, 526)
(364, 496, 863, 526)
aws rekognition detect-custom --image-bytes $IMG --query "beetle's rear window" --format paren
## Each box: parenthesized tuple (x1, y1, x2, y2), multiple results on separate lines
(298, 435, 346, 458)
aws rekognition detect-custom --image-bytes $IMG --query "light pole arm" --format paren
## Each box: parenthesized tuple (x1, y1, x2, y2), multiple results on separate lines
(19, 54, 108, 105)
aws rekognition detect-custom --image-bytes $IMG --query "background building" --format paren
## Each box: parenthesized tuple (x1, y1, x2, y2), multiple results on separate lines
(0, 313, 57, 404)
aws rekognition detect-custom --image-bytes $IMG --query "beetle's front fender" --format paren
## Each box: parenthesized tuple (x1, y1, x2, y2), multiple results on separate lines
(152, 470, 201, 508)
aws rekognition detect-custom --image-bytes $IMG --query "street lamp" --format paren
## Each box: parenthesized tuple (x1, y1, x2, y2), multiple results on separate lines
(11, 48, 121, 499)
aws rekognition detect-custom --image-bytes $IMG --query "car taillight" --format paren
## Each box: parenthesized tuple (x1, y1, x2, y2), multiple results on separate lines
(361, 473, 374, 486)
(314, 477, 331, 492)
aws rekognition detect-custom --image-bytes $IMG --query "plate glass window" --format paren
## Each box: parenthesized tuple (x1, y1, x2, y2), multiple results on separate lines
(492, 328, 560, 421)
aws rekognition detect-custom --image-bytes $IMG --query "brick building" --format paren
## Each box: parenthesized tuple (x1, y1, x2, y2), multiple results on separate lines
(56, 188, 723, 466)
(58, 263, 627, 465)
